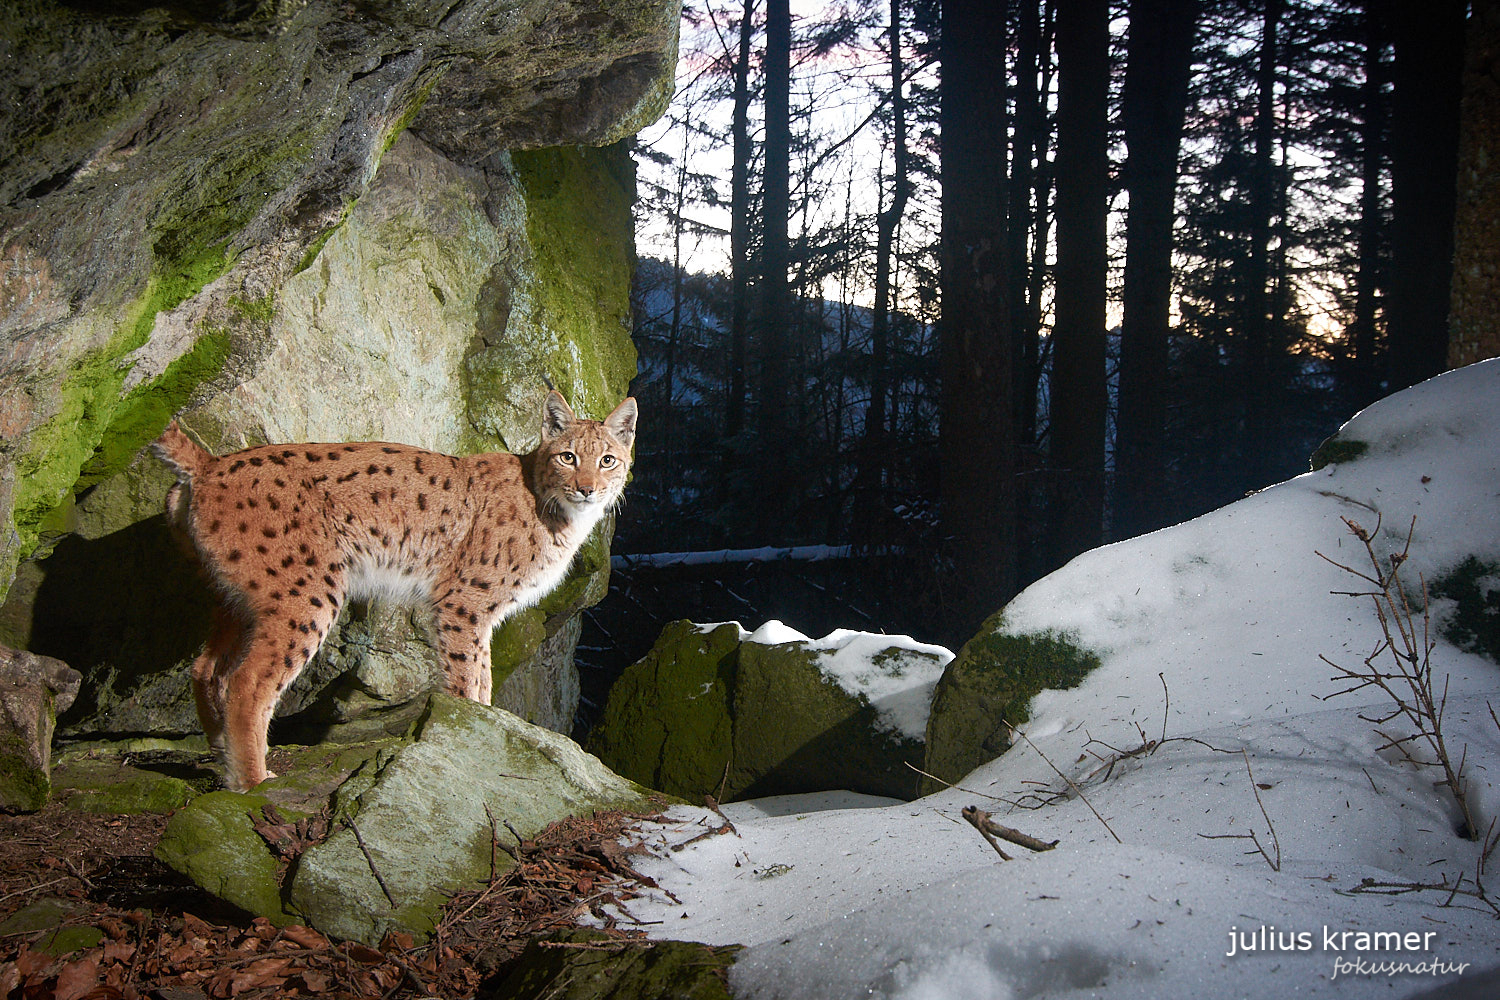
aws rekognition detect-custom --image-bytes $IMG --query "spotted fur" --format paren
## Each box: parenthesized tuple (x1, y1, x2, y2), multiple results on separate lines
(154, 391, 636, 790)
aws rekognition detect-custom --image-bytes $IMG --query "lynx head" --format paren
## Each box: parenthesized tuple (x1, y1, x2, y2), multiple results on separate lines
(532, 390, 637, 525)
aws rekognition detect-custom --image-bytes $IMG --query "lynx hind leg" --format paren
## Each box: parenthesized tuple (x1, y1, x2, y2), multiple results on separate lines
(191, 604, 249, 758)
(217, 600, 341, 791)
(433, 595, 495, 706)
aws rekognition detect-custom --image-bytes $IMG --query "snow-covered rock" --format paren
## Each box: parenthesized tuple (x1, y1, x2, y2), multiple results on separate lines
(611, 359, 1500, 999)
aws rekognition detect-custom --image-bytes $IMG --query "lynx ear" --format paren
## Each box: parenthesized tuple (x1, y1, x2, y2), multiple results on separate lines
(604, 396, 638, 450)
(541, 390, 576, 441)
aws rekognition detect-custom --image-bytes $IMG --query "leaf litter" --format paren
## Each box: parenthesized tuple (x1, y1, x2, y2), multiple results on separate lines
(0, 801, 668, 998)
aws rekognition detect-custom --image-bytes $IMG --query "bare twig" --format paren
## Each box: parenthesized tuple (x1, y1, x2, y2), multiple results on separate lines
(1342, 874, 1500, 919)
(1005, 722, 1121, 843)
(345, 817, 398, 908)
(1242, 749, 1281, 871)
(902, 760, 1008, 803)
(1317, 515, 1478, 840)
(961, 806, 1058, 861)
(1195, 753, 1282, 872)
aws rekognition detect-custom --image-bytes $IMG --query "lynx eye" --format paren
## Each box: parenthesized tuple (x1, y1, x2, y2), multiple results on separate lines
(559, 451, 576, 466)
(600, 455, 616, 468)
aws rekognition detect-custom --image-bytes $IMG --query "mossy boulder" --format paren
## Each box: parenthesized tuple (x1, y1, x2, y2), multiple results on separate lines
(290, 694, 654, 945)
(1, 0, 670, 746)
(0, 645, 81, 811)
(0, 0, 677, 598)
(920, 612, 1102, 795)
(49, 741, 204, 815)
(593, 622, 947, 802)
(153, 693, 653, 944)
(0, 899, 104, 957)
(1431, 556, 1500, 663)
(1309, 433, 1370, 471)
(8, 134, 640, 743)
(486, 929, 739, 1000)
(155, 789, 294, 925)
(590, 621, 741, 798)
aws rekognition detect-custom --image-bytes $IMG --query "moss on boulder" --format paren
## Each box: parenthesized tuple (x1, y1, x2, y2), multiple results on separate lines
(289, 694, 654, 945)
(155, 789, 293, 925)
(1430, 556, 1500, 663)
(491, 929, 739, 1000)
(591, 621, 740, 799)
(921, 612, 1101, 795)
(593, 621, 938, 802)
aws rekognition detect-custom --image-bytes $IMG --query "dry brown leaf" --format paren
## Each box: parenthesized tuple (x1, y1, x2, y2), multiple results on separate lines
(51, 956, 100, 1000)
(278, 925, 328, 950)
(380, 930, 414, 952)
(100, 939, 135, 963)
(295, 969, 331, 993)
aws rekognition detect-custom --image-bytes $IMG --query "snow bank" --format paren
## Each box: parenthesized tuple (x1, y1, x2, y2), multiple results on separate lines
(615, 360, 1500, 999)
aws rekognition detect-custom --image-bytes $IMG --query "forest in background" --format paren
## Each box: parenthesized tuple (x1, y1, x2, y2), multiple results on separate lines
(579, 0, 1487, 695)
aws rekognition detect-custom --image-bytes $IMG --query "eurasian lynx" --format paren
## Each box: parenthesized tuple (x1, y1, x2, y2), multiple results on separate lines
(153, 391, 637, 790)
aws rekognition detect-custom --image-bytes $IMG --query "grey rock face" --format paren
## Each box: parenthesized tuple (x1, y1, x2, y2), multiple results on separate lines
(0, 644, 81, 811)
(1, 0, 673, 739)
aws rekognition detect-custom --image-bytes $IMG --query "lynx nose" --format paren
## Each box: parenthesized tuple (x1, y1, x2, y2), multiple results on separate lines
(575, 484, 595, 499)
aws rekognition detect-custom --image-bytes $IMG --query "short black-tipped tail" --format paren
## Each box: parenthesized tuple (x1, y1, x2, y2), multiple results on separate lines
(152, 421, 212, 480)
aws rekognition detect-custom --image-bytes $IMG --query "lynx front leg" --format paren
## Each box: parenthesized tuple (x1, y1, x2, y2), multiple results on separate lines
(433, 590, 497, 705)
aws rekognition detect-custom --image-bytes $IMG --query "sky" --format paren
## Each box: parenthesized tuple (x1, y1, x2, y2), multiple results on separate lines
(599, 357, 1500, 998)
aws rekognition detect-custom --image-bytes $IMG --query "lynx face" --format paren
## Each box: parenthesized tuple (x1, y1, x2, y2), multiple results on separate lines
(532, 391, 635, 524)
(153, 391, 637, 791)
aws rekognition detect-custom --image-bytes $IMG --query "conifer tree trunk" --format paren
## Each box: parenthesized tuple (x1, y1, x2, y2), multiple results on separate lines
(939, 2, 1013, 637)
(1047, 0, 1109, 565)
(855, 0, 909, 530)
(1349, 3, 1385, 406)
(1241, 0, 1280, 491)
(1116, 0, 1198, 541)
(1009, 0, 1043, 446)
(1447, 0, 1500, 370)
(756, 0, 793, 533)
(725, 0, 755, 442)
(1386, 0, 1464, 388)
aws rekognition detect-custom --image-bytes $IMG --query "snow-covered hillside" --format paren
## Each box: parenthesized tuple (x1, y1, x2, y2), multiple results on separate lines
(612, 359, 1500, 999)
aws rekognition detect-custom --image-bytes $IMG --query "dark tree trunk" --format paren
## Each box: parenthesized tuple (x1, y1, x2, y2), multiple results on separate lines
(1386, 0, 1464, 388)
(1240, 0, 1280, 491)
(854, 0, 910, 531)
(1047, 0, 1109, 566)
(755, 0, 793, 535)
(1009, 0, 1043, 446)
(939, 1, 1014, 638)
(1115, 0, 1198, 541)
(725, 0, 756, 443)
(1349, 2, 1386, 407)
(1450, 0, 1500, 369)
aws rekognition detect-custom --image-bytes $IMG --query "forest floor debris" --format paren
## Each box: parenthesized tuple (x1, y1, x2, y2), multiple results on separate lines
(0, 801, 665, 999)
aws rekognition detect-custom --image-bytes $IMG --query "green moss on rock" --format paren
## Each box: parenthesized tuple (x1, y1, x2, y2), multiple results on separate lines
(594, 621, 932, 802)
(0, 728, 52, 813)
(491, 607, 549, 689)
(591, 621, 740, 800)
(922, 612, 1102, 794)
(155, 789, 295, 924)
(733, 640, 924, 801)
(1431, 556, 1500, 663)
(491, 929, 739, 1000)
(289, 694, 653, 945)
(1309, 434, 1369, 471)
